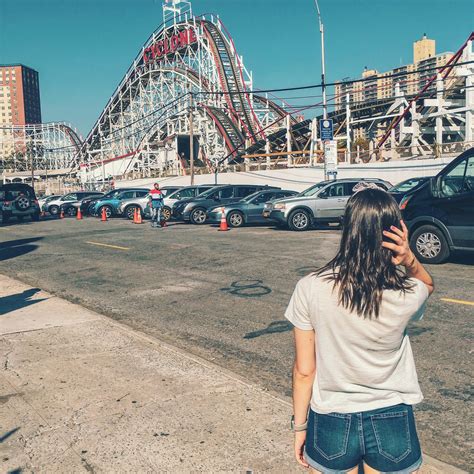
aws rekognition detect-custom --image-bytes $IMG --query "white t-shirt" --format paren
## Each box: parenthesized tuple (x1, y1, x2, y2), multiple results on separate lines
(285, 274, 429, 414)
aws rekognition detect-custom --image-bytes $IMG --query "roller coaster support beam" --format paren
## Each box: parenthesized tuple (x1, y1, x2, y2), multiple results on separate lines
(286, 115, 292, 167)
(189, 92, 194, 185)
(309, 118, 318, 166)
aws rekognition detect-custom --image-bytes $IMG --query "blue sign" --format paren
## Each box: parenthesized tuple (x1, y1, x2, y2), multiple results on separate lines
(320, 119, 333, 141)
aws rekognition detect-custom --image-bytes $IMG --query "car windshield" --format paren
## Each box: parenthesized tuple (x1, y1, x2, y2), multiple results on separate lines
(299, 182, 327, 197)
(196, 187, 222, 198)
(389, 178, 426, 193)
(241, 191, 263, 203)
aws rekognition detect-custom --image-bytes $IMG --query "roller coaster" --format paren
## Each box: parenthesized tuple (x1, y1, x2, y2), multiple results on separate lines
(77, 0, 301, 184)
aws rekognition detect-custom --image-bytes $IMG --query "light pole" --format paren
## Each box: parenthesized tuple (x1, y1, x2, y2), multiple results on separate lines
(313, 0, 327, 119)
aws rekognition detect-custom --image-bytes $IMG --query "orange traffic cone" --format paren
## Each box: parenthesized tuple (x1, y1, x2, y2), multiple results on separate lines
(60, 210, 65, 219)
(76, 208, 83, 220)
(161, 218, 168, 228)
(218, 207, 229, 232)
(101, 207, 108, 222)
(135, 208, 143, 224)
(132, 207, 138, 223)
(40, 210, 46, 218)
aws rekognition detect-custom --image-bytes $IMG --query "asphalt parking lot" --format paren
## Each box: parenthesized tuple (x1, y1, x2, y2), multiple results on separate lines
(1, 216, 473, 471)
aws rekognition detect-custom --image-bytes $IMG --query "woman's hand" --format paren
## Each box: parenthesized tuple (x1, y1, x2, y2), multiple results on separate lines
(382, 220, 415, 267)
(294, 431, 309, 468)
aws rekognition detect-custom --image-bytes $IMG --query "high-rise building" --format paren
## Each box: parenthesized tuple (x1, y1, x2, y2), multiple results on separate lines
(0, 64, 42, 160)
(0, 64, 42, 126)
(334, 35, 452, 112)
(413, 34, 436, 63)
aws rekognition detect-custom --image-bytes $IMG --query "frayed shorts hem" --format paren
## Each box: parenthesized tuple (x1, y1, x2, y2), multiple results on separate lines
(304, 450, 423, 474)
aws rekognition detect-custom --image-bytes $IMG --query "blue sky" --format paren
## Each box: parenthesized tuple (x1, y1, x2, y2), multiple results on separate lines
(1, 0, 472, 136)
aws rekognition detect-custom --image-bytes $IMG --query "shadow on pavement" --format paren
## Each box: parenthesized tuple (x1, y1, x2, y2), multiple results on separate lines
(0, 237, 43, 262)
(0, 288, 47, 316)
(0, 426, 20, 442)
(244, 320, 292, 339)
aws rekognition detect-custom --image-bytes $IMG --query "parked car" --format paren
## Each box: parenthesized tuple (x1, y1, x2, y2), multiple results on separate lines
(38, 194, 61, 210)
(0, 183, 40, 223)
(60, 193, 104, 217)
(402, 147, 474, 264)
(388, 177, 429, 203)
(207, 189, 298, 227)
(173, 184, 280, 224)
(91, 188, 150, 218)
(45, 191, 102, 216)
(119, 185, 213, 221)
(267, 178, 392, 231)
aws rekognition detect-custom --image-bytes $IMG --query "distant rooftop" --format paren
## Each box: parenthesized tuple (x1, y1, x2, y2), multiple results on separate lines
(0, 64, 39, 72)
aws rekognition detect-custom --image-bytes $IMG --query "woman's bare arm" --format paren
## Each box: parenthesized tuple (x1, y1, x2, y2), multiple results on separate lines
(292, 327, 316, 468)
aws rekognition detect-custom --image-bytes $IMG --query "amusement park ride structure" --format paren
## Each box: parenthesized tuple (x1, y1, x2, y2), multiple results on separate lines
(0, 0, 473, 187)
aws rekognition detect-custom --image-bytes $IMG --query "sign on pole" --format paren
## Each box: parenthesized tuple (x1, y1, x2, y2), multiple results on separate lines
(324, 139, 338, 179)
(320, 119, 333, 141)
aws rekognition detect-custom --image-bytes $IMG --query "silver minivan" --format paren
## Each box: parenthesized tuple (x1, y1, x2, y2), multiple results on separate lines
(266, 178, 391, 231)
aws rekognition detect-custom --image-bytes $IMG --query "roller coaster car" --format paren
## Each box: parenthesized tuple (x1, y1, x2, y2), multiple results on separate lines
(0, 183, 40, 224)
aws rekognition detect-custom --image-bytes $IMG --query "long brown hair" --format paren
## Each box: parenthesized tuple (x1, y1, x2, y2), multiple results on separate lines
(316, 187, 413, 318)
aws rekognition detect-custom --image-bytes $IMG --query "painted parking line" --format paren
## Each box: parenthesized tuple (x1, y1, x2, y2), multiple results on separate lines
(85, 241, 130, 251)
(440, 297, 474, 307)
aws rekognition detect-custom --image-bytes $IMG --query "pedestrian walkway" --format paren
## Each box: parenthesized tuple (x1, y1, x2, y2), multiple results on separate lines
(0, 275, 465, 473)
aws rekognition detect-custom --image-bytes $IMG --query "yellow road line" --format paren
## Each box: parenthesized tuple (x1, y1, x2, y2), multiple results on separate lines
(85, 241, 130, 251)
(440, 297, 474, 307)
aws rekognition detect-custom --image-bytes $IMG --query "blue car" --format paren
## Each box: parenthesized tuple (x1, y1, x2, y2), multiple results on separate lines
(207, 189, 298, 227)
(92, 188, 149, 218)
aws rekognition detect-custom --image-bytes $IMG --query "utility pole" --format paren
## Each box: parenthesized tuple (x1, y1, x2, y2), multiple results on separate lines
(189, 92, 194, 185)
(314, 0, 327, 119)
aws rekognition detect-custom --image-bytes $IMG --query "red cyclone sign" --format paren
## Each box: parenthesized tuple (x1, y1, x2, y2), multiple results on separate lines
(143, 28, 197, 64)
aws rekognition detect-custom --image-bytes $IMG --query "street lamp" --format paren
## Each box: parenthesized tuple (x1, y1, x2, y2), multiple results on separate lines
(313, 0, 327, 119)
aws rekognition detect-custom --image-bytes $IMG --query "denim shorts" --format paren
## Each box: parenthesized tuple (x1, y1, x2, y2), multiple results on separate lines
(304, 404, 422, 473)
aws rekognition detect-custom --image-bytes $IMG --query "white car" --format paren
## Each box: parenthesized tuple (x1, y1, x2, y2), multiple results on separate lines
(45, 192, 103, 215)
(38, 194, 61, 211)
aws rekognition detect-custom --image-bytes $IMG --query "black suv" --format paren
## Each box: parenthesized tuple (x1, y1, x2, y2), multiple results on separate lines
(0, 183, 40, 223)
(173, 184, 280, 224)
(402, 147, 474, 263)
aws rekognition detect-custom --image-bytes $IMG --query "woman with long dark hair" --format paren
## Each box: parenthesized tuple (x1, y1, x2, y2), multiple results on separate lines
(286, 185, 434, 474)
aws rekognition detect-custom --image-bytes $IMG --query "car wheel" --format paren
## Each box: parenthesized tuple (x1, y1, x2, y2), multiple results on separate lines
(410, 225, 450, 264)
(162, 206, 172, 221)
(99, 206, 113, 219)
(87, 203, 97, 216)
(49, 205, 59, 216)
(125, 205, 139, 220)
(228, 210, 244, 228)
(190, 207, 207, 225)
(288, 209, 311, 231)
(66, 206, 77, 217)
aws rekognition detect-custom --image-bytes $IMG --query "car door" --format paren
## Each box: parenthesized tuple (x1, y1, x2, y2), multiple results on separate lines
(247, 192, 276, 223)
(435, 156, 474, 248)
(315, 183, 347, 220)
(218, 186, 235, 204)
